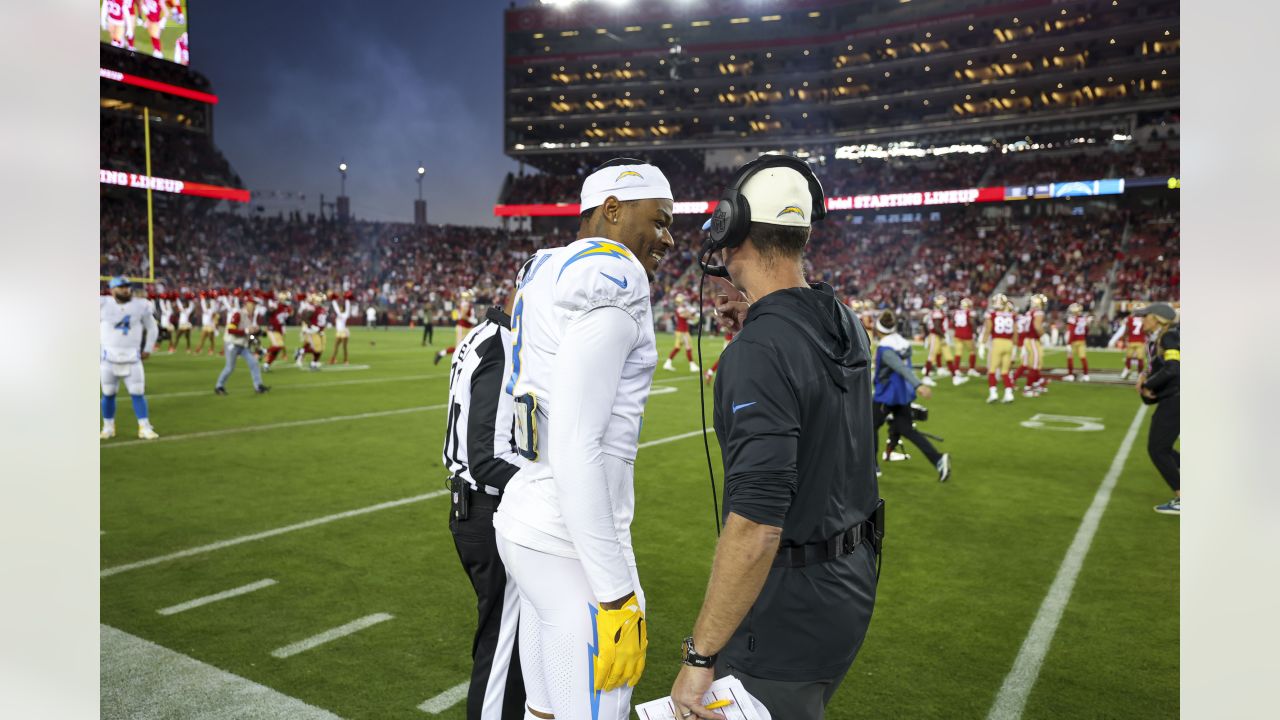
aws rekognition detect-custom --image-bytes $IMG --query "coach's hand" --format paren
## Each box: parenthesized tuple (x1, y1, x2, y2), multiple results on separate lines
(917, 385, 933, 399)
(672, 664, 722, 719)
(140, 352, 151, 361)
(709, 277, 749, 334)
(593, 593, 647, 692)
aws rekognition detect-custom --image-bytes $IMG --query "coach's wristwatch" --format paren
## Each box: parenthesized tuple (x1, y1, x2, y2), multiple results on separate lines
(681, 636, 717, 668)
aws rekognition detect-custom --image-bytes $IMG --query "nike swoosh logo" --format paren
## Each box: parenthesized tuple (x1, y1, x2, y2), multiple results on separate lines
(600, 272, 628, 289)
(732, 401, 757, 413)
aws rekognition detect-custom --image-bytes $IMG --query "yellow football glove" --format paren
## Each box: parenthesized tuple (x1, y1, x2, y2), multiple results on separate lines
(592, 593, 648, 692)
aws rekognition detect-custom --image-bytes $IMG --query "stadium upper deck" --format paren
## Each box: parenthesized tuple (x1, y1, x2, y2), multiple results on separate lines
(503, 0, 1178, 169)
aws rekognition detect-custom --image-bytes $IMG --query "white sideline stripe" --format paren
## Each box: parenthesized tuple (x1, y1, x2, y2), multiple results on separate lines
(639, 427, 714, 448)
(986, 404, 1149, 720)
(100, 490, 449, 578)
(102, 404, 446, 449)
(417, 682, 470, 714)
(101, 624, 343, 720)
(269, 613, 394, 659)
(100, 427, 710, 579)
(300, 363, 371, 372)
(149, 372, 443, 399)
(157, 579, 278, 616)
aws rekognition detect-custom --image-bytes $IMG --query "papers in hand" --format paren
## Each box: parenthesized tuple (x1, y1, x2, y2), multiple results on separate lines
(635, 675, 772, 720)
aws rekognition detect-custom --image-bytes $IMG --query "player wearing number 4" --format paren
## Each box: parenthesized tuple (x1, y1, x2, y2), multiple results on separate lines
(493, 159, 674, 720)
(100, 277, 160, 440)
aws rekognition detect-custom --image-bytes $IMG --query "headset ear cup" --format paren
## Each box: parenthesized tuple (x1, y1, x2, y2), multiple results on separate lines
(709, 198, 735, 248)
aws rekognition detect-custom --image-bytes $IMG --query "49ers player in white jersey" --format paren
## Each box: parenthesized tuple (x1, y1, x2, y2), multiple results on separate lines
(494, 161, 672, 720)
(100, 277, 160, 440)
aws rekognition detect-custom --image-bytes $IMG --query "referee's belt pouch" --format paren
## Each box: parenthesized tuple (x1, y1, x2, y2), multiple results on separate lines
(773, 498, 885, 569)
(449, 476, 470, 521)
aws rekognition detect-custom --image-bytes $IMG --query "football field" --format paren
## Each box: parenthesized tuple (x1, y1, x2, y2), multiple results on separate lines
(100, 328, 1178, 719)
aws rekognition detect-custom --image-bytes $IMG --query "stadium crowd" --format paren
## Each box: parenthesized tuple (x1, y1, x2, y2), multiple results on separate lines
(501, 145, 1180, 205)
(102, 194, 1177, 334)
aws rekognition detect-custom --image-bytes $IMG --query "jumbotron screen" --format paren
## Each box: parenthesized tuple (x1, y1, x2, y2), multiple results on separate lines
(100, 0, 190, 66)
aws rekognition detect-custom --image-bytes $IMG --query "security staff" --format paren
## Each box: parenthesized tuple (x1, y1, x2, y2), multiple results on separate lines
(1134, 302, 1180, 515)
(442, 287, 529, 720)
(872, 309, 951, 482)
(671, 157, 881, 720)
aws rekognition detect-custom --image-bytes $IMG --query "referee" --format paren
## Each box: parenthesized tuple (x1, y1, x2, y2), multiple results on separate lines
(671, 157, 881, 720)
(442, 285, 529, 720)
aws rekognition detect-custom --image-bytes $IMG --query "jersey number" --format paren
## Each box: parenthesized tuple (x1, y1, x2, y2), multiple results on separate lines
(994, 315, 1014, 334)
(954, 312, 968, 328)
(114, 315, 131, 335)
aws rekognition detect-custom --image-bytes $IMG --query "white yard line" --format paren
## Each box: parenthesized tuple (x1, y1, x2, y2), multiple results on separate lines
(100, 490, 449, 578)
(269, 613, 395, 659)
(149, 373, 443, 399)
(416, 682, 470, 715)
(303, 363, 371, 372)
(101, 624, 343, 720)
(101, 428, 713, 579)
(156, 579, 278, 616)
(986, 404, 1150, 720)
(102, 405, 446, 449)
(639, 427, 714, 448)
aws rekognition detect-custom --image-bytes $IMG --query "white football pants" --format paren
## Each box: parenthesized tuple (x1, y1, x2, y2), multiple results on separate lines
(495, 536, 645, 720)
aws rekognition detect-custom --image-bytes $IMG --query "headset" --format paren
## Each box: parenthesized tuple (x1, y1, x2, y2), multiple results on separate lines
(699, 154, 827, 278)
(694, 155, 827, 534)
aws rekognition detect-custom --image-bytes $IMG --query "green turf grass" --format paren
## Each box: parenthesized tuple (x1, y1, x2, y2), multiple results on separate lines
(101, 327, 1177, 719)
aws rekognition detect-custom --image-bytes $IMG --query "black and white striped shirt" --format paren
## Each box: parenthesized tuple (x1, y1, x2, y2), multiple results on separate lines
(442, 306, 527, 495)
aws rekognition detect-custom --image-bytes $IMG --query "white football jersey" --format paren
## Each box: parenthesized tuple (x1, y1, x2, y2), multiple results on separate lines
(495, 238, 657, 563)
(100, 296, 158, 363)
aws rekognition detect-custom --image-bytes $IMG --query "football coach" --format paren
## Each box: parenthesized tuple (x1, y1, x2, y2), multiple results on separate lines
(670, 157, 882, 720)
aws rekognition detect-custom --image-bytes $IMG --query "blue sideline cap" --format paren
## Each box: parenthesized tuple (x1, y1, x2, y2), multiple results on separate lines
(108, 276, 131, 288)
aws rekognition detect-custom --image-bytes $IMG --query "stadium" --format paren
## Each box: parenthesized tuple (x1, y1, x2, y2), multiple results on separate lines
(99, 1, 1180, 718)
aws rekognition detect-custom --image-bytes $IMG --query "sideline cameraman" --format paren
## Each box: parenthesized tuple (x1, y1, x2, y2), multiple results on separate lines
(873, 310, 951, 482)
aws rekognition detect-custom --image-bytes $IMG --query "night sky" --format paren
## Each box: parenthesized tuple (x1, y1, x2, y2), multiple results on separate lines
(193, 0, 521, 226)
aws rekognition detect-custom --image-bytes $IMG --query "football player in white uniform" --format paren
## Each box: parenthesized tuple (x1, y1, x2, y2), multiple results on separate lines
(100, 276, 159, 440)
(493, 160, 674, 720)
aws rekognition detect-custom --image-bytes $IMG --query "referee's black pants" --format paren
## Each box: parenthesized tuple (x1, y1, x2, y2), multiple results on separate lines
(873, 402, 942, 466)
(1148, 394, 1180, 492)
(450, 503, 525, 720)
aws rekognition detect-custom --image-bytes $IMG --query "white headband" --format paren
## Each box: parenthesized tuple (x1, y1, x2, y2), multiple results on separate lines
(580, 163, 672, 213)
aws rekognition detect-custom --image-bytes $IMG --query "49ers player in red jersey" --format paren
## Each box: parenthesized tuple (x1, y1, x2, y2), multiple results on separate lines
(139, 0, 168, 59)
(923, 294, 965, 386)
(1062, 302, 1092, 381)
(663, 293, 699, 372)
(1014, 294, 1049, 396)
(1111, 301, 1149, 380)
(984, 294, 1017, 404)
(434, 289, 477, 365)
(262, 293, 292, 372)
(950, 297, 979, 377)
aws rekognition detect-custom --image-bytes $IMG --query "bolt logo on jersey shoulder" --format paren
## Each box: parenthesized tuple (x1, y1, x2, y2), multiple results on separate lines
(557, 240, 633, 281)
(615, 170, 643, 181)
(776, 205, 805, 219)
